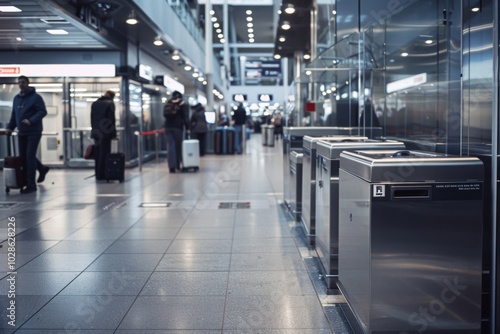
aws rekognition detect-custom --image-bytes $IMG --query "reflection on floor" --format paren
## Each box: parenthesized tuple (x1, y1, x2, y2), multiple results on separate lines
(0, 135, 353, 333)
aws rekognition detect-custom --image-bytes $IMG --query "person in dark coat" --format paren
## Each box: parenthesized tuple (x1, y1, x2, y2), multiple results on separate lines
(90, 90, 117, 181)
(232, 102, 247, 154)
(190, 103, 208, 156)
(6, 75, 50, 193)
(164, 91, 190, 173)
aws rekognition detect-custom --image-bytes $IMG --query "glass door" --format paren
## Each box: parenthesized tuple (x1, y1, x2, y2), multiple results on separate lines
(65, 79, 121, 167)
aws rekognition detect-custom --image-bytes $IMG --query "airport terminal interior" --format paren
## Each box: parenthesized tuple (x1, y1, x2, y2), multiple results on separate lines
(1, 0, 500, 333)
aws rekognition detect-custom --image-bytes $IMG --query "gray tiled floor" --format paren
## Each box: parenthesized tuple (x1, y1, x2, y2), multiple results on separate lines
(0, 136, 350, 333)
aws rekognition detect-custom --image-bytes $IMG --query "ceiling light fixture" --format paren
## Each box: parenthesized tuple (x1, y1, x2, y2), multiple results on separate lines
(246, 17, 253, 22)
(184, 65, 192, 71)
(471, 7, 480, 12)
(0, 6, 22, 12)
(211, 17, 217, 22)
(425, 39, 433, 44)
(274, 54, 281, 59)
(281, 21, 291, 30)
(401, 52, 409, 57)
(220, 38, 226, 43)
(15, 37, 22, 41)
(279, 36, 286, 42)
(247, 22, 253, 28)
(153, 36, 163, 46)
(304, 54, 311, 60)
(246, 10, 252, 15)
(210, 10, 215, 15)
(285, 4, 295, 14)
(214, 22, 220, 28)
(171, 50, 180, 61)
(46, 29, 68, 35)
(248, 28, 254, 33)
(249, 38, 255, 43)
(126, 10, 138, 25)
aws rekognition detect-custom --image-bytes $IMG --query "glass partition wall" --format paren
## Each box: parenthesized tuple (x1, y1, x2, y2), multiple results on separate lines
(304, 0, 497, 331)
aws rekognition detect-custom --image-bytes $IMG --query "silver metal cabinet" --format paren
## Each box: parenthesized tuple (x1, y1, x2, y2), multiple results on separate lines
(283, 127, 354, 212)
(338, 150, 484, 334)
(284, 150, 303, 221)
(315, 140, 405, 290)
(301, 135, 367, 245)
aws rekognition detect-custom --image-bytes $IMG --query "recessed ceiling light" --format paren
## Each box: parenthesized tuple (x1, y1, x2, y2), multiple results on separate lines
(216, 29, 222, 33)
(214, 22, 220, 28)
(153, 36, 163, 46)
(184, 65, 192, 71)
(281, 21, 291, 30)
(274, 54, 281, 59)
(171, 51, 180, 60)
(220, 38, 226, 43)
(246, 17, 253, 22)
(248, 28, 254, 33)
(249, 38, 255, 43)
(46, 29, 68, 35)
(401, 52, 409, 57)
(16, 37, 22, 41)
(210, 10, 215, 15)
(211, 17, 217, 22)
(248, 33, 254, 38)
(126, 11, 138, 25)
(246, 10, 252, 15)
(306, 70, 312, 76)
(247, 23, 253, 28)
(304, 54, 311, 60)
(471, 7, 480, 12)
(425, 39, 433, 44)
(285, 4, 295, 14)
(279, 36, 286, 42)
(0, 6, 21, 12)
(192, 72, 199, 78)
(218, 33, 224, 38)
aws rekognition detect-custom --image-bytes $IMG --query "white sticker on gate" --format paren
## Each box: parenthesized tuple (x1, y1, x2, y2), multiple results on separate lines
(373, 185, 385, 197)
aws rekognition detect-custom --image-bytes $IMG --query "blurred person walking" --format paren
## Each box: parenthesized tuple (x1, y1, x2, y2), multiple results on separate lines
(190, 103, 208, 156)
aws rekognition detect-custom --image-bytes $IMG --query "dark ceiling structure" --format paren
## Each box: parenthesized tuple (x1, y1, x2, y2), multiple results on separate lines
(273, 0, 312, 58)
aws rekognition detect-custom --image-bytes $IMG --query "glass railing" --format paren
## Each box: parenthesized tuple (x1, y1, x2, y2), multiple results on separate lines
(168, 0, 205, 51)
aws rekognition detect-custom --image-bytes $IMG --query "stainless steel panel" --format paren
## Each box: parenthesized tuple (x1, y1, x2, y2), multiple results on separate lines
(316, 139, 405, 160)
(301, 135, 367, 243)
(340, 150, 484, 182)
(314, 140, 405, 290)
(287, 151, 303, 221)
(338, 153, 483, 333)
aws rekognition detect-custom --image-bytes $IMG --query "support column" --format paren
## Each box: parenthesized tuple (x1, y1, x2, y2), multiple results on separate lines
(205, 0, 214, 115)
(294, 51, 303, 126)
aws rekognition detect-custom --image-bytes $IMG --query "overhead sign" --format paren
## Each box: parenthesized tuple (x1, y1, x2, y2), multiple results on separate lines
(387, 73, 427, 93)
(139, 64, 153, 81)
(163, 75, 185, 94)
(0, 66, 20, 75)
(258, 94, 273, 102)
(233, 94, 247, 102)
(0, 64, 115, 77)
(198, 0, 272, 5)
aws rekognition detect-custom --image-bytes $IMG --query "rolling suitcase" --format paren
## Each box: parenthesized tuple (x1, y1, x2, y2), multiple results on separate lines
(181, 139, 200, 172)
(105, 153, 125, 182)
(4, 156, 26, 193)
(4, 135, 26, 193)
(226, 127, 235, 154)
(214, 127, 224, 154)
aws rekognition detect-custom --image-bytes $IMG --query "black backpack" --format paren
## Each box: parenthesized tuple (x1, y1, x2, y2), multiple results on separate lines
(164, 101, 180, 116)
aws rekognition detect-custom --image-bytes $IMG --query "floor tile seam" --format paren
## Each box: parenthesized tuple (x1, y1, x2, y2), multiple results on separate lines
(219, 204, 239, 332)
(278, 204, 336, 334)
(111, 194, 212, 332)
(13, 208, 155, 330)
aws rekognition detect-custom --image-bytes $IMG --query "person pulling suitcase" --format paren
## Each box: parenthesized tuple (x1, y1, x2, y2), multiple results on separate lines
(5, 75, 50, 194)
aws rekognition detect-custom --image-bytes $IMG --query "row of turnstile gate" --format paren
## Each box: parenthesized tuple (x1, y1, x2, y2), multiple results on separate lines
(282, 127, 484, 334)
